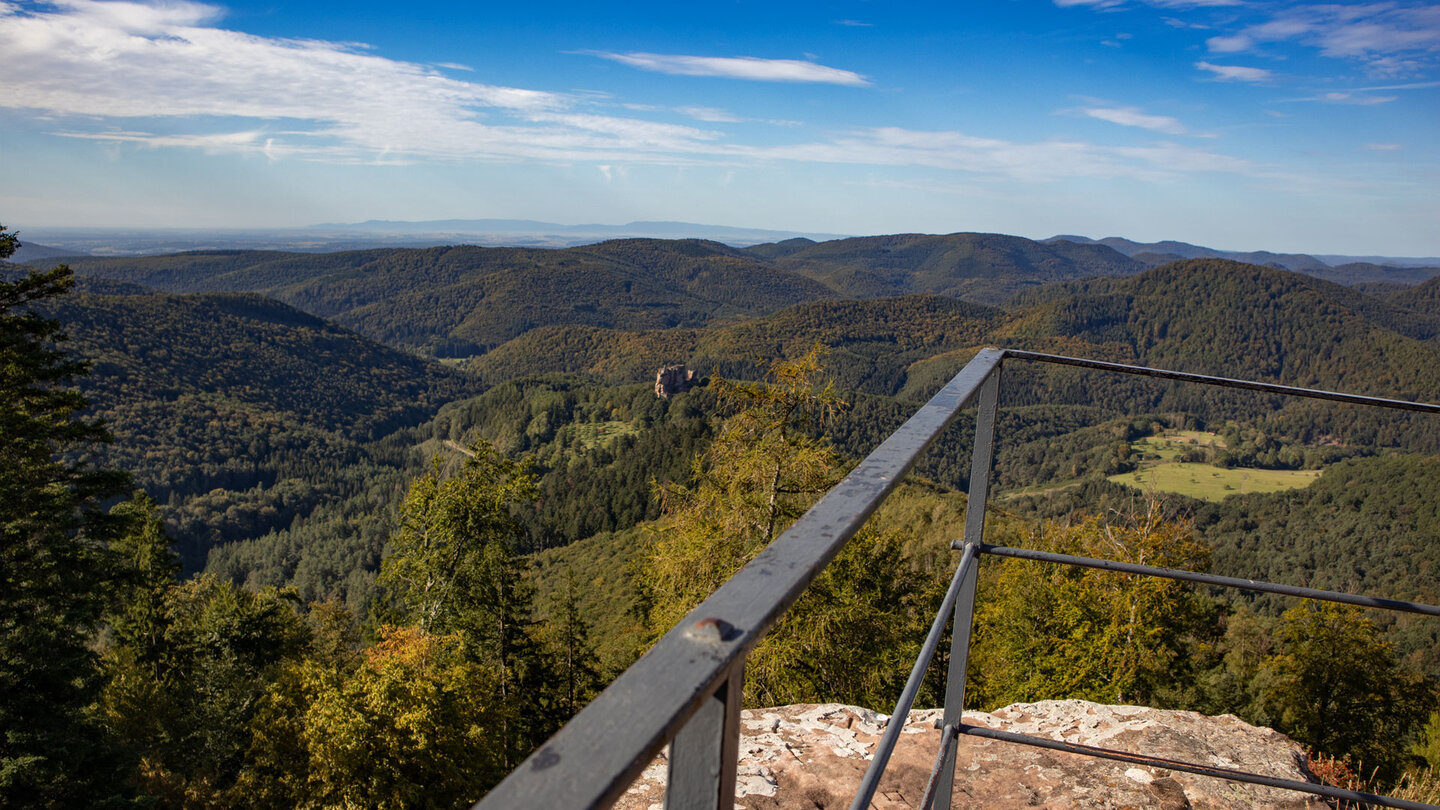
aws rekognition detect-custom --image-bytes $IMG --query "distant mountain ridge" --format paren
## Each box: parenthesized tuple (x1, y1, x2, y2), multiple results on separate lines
(1048, 234, 1440, 278)
(19, 223, 1440, 268)
(49, 232, 1440, 359)
(310, 218, 851, 246)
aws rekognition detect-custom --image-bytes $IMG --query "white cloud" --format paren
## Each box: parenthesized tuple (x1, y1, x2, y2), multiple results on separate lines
(752, 127, 1252, 183)
(1205, 35, 1253, 53)
(1195, 61, 1275, 81)
(0, 1, 562, 119)
(1365, 142, 1403, 150)
(0, 0, 763, 164)
(1055, 0, 1241, 9)
(1355, 79, 1440, 90)
(0, 0, 1266, 188)
(835, 19, 872, 27)
(1204, 4, 1440, 75)
(1082, 106, 1190, 134)
(1315, 91, 1397, 105)
(590, 52, 871, 86)
(677, 106, 744, 123)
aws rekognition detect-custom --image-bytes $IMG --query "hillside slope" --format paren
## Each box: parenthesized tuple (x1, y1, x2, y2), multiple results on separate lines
(470, 294, 1003, 395)
(56, 240, 837, 354)
(755, 232, 1143, 305)
(40, 289, 477, 567)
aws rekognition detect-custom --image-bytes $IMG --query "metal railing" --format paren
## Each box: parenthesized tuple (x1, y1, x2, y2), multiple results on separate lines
(476, 347, 1440, 810)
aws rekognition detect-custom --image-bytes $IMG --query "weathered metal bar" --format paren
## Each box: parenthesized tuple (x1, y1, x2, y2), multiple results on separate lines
(847, 542, 980, 810)
(665, 663, 743, 810)
(1004, 349, 1440, 414)
(933, 366, 1002, 809)
(957, 724, 1440, 810)
(919, 724, 958, 810)
(475, 347, 1006, 810)
(975, 544, 1440, 617)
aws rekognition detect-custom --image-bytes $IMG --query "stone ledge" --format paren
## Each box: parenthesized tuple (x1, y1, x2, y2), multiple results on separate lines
(616, 700, 1325, 809)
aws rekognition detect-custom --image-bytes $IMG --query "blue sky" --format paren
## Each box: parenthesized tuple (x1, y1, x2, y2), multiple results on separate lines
(2, 0, 1437, 254)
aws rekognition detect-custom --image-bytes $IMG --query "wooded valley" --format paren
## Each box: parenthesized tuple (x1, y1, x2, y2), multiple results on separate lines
(5, 226, 1440, 807)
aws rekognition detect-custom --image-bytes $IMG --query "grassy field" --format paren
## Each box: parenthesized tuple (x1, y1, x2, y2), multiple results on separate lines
(1133, 431, 1226, 460)
(1109, 462, 1321, 502)
(570, 420, 640, 450)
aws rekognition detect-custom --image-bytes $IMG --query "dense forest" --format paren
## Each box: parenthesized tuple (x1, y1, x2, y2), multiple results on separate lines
(5, 223, 1440, 807)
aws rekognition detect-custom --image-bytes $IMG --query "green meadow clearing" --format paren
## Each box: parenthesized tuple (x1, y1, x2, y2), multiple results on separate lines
(1108, 462, 1322, 502)
(1108, 431, 1323, 502)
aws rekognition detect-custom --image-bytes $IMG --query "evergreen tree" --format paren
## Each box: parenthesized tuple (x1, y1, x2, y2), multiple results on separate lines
(0, 227, 131, 806)
(539, 566, 602, 718)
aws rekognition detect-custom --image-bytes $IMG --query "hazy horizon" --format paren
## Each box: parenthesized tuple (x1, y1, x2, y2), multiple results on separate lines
(2, 0, 1438, 255)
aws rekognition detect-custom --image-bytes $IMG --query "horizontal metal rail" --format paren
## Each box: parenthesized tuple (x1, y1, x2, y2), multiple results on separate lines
(975, 543, 1440, 617)
(1005, 349, 1440, 414)
(847, 542, 979, 810)
(958, 724, 1438, 810)
(477, 347, 1440, 810)
(474, 347, 1007, 810)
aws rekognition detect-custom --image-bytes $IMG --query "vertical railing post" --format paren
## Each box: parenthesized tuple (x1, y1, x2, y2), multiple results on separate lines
(665, 662, 744, 810)
(931, 365, 1001, 809)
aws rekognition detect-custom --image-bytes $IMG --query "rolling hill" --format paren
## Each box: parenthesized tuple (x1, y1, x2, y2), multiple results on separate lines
(52, 240, 838, 354)
(751, 232, 1143, 305)
(36, 288, 478, 568)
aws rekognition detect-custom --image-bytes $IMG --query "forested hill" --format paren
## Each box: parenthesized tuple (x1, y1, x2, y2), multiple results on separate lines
(49, 240, 837, 355)
(46, 290, 475, 435)
(36, 289, 478, 567)
(471, 259, 1440, 414)
(1387, 274, 1440, 318)
(998, 259, 1440, 398)
(748, 232, 1144, 305)
(468, 294, 1003, 395)
(56, 235, 1440, 366)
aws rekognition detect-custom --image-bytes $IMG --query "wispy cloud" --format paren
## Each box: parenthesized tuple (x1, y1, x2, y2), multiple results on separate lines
(754, 127, 1251, 183)
(835, 19, 873, 27)
(1309, 91, 1398, 105)
(0, 0, 1266, 188)
(1081, 106, 1191, 135)
(676, 106, 744, 123)
(1365, 142, 1403, 150)
(1195, 61, 1275, 82)
(1205, 4, 1440, 75)
(1055, 0, 1241, 10)
(1354, 79, 1440, 91)
(589, 52, 872, 86)
(0, 0, 752, 164)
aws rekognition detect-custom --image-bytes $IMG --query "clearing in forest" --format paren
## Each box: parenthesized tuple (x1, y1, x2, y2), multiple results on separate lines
(1109, 430, 1322, 502)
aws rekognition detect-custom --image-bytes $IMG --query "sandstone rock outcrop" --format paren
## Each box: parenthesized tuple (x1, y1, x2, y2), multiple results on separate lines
(616, 700, 1325, 809)
(655, 365, 701, 398)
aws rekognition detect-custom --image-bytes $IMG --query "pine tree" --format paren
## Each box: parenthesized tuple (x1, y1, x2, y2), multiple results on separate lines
(0, 226, 131, 806)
